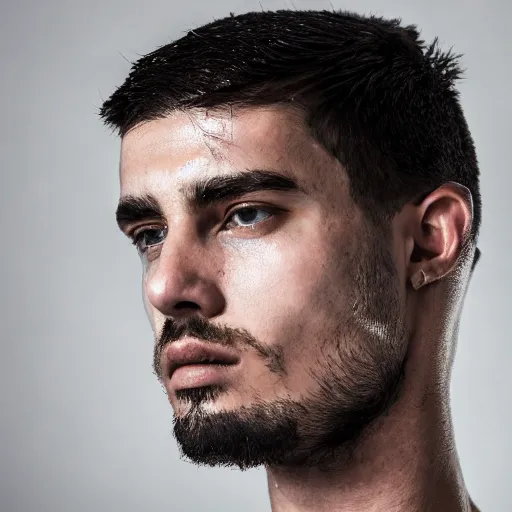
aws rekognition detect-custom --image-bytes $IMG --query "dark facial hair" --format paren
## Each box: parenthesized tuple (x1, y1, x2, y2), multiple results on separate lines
(153, 223, 407, 470)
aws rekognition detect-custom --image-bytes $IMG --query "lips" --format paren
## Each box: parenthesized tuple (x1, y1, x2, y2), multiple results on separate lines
(164, 339, 240, 379)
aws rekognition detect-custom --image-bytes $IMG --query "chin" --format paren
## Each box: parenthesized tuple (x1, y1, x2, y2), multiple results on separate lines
(172, 384, 236, 415)
(171, 391, 302, 470)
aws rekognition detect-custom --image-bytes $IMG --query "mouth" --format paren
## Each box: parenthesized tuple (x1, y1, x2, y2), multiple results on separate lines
(164, 339, 240, 391)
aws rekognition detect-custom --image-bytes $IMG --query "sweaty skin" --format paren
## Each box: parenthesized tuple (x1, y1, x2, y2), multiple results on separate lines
(118, 107, 480, 512)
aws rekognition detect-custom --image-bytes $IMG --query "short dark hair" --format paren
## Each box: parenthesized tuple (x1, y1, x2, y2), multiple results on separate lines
(100, 9, 481, 244)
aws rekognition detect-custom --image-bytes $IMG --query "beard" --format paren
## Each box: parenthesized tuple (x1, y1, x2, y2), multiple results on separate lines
(157, 222, 408, 470)
(173, 355, 405, 471)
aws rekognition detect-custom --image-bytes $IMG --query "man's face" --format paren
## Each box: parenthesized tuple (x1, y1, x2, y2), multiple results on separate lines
(118, 107, 409, 469)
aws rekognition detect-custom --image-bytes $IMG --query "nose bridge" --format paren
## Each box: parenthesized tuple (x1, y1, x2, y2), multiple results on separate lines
(143, 220, 220, 314)
(147, 221, 200, 290)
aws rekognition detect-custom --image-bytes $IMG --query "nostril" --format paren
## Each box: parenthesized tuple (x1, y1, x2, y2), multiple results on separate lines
(174, 301, 200, 310)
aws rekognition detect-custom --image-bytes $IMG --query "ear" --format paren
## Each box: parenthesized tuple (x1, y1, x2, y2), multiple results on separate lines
(407, 182, 474, 290)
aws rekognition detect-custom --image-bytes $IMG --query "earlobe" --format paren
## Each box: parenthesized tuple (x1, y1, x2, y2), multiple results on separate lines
(410, 269, 427, 290)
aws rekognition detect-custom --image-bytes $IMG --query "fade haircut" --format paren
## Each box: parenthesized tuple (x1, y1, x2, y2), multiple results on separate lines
(100, 9, 481, 253)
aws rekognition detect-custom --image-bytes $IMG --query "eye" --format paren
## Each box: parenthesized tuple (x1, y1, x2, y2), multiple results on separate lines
(224, 206, 275, 229)
(131, 226, 167, 255)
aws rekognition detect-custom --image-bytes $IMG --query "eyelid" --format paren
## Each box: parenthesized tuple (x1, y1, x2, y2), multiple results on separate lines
(224, 202, 278, 219)
(129, 223, 167, 239)
(225, 202, 278, 216)
(126, 202, 280, 239)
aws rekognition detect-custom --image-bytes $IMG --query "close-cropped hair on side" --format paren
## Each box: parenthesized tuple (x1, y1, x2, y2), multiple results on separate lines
(100, 9, 483, 512)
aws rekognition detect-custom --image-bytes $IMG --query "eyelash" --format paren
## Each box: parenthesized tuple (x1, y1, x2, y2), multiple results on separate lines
(130, 205, 278, 254)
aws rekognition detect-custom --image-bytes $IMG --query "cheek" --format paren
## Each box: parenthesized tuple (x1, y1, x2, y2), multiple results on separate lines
(223, 232, 344, 358)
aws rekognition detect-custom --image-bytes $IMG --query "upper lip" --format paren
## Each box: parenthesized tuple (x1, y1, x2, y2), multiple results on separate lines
(164, 339, 240, 378)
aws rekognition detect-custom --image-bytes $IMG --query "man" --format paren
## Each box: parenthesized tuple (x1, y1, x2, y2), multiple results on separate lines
(100, 9, 482, 512)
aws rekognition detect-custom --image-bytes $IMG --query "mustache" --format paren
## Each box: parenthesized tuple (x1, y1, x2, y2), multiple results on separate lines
(152, 316, 285, 379)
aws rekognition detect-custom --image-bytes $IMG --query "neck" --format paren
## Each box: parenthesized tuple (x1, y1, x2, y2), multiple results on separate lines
(265, 316, 476, 512)
(266, 389, 474, 512)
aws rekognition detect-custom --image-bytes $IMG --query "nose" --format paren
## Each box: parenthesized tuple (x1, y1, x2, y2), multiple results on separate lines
(144, 232, 225, 320)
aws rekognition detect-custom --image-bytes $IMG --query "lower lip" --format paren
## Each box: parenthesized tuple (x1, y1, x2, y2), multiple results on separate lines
(170, 363, 235, 390)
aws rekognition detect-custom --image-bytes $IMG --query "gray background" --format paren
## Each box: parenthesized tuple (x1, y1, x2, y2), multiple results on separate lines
(0, 0, 509, 510)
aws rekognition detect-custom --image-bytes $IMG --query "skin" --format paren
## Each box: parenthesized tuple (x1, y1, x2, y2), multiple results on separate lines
(118, 106, 480, 512)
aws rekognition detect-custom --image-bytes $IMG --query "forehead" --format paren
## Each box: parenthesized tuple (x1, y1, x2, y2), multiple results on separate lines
(119, 107, 346, 199)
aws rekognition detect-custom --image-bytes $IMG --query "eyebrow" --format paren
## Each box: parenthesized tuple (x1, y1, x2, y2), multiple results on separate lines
(116, 194, 165, 233)
(115, 169, 305, 233)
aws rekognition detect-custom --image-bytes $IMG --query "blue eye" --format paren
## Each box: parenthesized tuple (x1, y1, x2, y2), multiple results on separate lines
(226, 206, 274, 228)
(132, 227, 167, 254)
